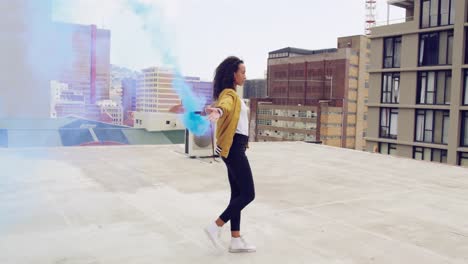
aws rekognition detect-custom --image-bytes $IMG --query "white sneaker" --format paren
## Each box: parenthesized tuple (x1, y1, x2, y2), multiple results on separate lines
(204, 222, 224, 249)
(229, 236, 256, 253)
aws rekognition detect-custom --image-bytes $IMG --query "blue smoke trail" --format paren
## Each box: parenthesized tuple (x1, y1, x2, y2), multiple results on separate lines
(127, 0, 210, 136)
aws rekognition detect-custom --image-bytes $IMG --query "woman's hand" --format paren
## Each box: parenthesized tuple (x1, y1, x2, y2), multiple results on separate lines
(205, 107, 221, 122)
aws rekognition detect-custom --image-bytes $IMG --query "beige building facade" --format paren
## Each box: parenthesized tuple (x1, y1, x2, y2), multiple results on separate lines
(257, 35, 370, 149)
(137, 67, 181, 113)
(367, 0, 468, 166)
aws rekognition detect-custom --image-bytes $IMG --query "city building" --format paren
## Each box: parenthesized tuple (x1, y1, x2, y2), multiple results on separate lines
(136, 67, 181, 113)
(44, 22, 112, 122)
(122, 78, 138, 126)
(135, 67, 213, 131)
(110, 65, 141, 110)
(367, 0, 467, 166)
(136, 67, 213, 113)
(242, 79, 267, 99)
(97, 100, 123, 126)
(53, 22, 111, 106)
(253, 35, 370, 149)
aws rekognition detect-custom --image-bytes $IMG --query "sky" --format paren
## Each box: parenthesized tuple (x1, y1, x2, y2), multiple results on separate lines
(52, 0, 405, 81)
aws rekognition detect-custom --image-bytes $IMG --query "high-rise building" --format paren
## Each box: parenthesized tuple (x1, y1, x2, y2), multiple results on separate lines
(135, 67, 212, 131)
(122, 78, 137, 126)
(256, 35, 370, 149)
(110, 65, 141, 109)
(136, 67, 181, 113)
(53, 22, 111, 106)
(45, 22, 112, 122)
(367, 0, 468, 167)
(136, 67, 212, 113)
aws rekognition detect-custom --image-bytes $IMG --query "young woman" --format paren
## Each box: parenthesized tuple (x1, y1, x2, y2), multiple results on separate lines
(204, 56, 256, 253)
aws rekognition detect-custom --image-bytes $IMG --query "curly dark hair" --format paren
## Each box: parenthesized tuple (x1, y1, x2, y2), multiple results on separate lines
(213, 56, 244, 100)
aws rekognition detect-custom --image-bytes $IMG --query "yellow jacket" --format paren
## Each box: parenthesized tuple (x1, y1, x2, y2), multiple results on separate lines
(215, 89, 241, 158)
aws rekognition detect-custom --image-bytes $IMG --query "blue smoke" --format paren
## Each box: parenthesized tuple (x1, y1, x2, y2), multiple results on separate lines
(127, 0, 210, 136)
(172, 75, 210, 136)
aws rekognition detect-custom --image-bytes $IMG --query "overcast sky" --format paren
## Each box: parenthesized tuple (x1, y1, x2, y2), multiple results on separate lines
(52, 0, 405, 81)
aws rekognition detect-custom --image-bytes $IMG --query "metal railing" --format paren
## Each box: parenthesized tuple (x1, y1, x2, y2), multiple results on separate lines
(374, 16, 414, 27)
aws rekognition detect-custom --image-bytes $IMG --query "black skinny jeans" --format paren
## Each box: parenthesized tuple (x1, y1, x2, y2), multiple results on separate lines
(219, 134, 255, 231)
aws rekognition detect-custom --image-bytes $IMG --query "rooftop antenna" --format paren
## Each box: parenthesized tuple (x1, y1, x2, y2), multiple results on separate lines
(365, 0, 377, 35)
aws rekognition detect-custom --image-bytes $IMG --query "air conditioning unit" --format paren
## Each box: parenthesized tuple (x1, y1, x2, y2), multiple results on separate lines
(185, 125, 217, 158)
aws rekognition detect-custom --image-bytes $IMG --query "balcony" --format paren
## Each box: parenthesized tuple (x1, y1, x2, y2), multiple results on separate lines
(370, 0, 416, 36)
(388, 0, 414, 9)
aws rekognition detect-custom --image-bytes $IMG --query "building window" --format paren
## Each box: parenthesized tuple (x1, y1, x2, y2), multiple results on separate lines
(257, 119, 272, 126)
(379, 143, 397, 155)
(381, 73, 400, 104)
(383, 36, 401, 68)
(419, 31, 453, 66)
(415, 110, 449, 144)
(459, 152, 468, 167)
(421, 0, 454, 28)
(464, 70, 468, 105)
(380, 108, 398, 139)
(257, 109, 272, 115)
(414, 147, 447, 163)
(447, 31, 454, 65)
(414, 146, 430, 161)
(465, 30, 468, 64)
(417, 71, 451, 105)
(462, 111, 468, 147)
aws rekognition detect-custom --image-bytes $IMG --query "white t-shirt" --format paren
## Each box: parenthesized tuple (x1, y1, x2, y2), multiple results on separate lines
(236, 99, 249, 136)
(216, 97, 249, 136)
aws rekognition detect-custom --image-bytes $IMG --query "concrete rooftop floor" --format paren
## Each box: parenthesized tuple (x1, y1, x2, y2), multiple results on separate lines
(1, 142, 468, 264)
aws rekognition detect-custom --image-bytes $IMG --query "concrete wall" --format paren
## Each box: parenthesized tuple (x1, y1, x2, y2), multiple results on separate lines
(134, 112, 185, 132)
